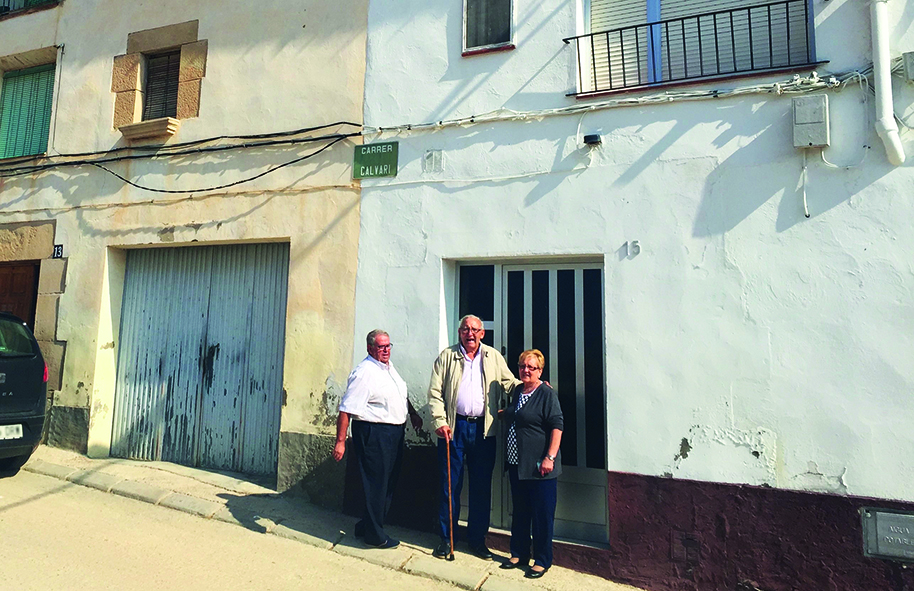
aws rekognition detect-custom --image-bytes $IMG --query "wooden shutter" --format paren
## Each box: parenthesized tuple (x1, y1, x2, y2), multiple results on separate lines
(465, 0, 511, 49)
(143, 51, 181, 121)
(0, 64, 55, 160)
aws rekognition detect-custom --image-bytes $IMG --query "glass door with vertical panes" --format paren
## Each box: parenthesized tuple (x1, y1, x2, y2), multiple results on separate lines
(458, 263, 609, 544)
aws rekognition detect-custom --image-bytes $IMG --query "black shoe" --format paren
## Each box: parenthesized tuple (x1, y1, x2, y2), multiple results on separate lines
(499, 557, 528, 570)
(468, 543, 494, 560)
(525, 567, 549, 579)
(432, 539, 452, 559)
(353, 521, 365, 538)
(367, 536, 400, 549)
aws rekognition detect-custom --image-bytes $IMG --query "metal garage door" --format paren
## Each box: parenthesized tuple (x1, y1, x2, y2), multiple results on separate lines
(111, 243, 289, 475)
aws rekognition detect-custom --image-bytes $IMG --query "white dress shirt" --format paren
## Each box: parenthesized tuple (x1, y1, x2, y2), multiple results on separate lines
(455, 345, 485, 417)
(338, 356, 409, 424)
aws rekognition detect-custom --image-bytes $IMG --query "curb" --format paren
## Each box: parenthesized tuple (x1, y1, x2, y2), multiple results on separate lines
(21, 461, 537, 591)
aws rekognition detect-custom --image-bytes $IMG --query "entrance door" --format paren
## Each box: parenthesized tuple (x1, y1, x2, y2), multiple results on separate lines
(111, 243, 289, 475)
(0, 261, 39, 329)
(458, 262, 608, 544)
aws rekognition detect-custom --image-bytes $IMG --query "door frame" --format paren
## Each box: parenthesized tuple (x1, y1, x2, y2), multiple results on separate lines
(455, 259, 609, 544)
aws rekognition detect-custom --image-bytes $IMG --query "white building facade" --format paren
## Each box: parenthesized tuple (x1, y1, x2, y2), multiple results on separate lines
(357, 0, 914, 588)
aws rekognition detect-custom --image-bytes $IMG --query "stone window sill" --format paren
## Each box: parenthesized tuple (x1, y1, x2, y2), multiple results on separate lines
(118, 117, 180, 140)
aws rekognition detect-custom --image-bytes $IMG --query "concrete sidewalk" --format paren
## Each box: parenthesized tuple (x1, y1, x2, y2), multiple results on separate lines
(22, 446, 641, 591)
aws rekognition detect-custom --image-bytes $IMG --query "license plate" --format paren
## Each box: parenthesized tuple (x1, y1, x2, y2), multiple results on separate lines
(0, 424, 23, 440)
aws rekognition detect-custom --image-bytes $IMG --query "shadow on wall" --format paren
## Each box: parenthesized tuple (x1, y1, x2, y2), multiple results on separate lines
(432, 0, 571, 120)
(0, 133, 354, 242)
(693, 98, 898, 237)
(277, 431, 347, 508)
(343, 443, 439, 534)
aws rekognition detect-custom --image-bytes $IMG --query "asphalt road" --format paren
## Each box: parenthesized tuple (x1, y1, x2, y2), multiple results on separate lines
(0, 469, 455, 591)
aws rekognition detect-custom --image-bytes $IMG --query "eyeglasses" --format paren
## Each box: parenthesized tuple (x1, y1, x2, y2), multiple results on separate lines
(373, 344, 393, 351)
(459, 327, 483, 334)
(518, 364, 541, 371)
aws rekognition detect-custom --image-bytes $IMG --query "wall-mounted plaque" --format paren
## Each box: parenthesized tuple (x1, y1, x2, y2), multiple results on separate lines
(353, 141, 398, 179)
(863, 508, 914, 562)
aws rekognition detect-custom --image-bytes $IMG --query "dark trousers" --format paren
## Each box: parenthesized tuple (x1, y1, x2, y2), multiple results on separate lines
(507, 465, 557, 569)
(351, 420, 405, 546)
(437, 416, 497, 546)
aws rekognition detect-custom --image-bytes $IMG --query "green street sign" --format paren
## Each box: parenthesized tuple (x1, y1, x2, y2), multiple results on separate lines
(353, 141, 398, 179)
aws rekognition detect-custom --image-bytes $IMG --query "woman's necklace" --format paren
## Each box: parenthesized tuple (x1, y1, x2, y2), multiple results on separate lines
(522, 380, 541, 394)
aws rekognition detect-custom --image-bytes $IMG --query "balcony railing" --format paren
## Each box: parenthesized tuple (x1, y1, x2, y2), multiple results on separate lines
(0, 0, 59, 16)
(564, 0, 816, 95)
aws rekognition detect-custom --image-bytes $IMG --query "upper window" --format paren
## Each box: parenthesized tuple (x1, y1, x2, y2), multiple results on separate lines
(0, 64, 55, 159)
(143, 50, 181, 121)
(464, 0, 512, 54)
(0, 0, 59, 18)
(111, 21, 207, 139)
(568, 0, 817, 94)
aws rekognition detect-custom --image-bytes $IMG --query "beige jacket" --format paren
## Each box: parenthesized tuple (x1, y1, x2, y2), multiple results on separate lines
(427, 343, 521, 438)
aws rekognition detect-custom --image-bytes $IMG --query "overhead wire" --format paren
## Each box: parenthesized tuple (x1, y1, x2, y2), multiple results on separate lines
(86, 135, 349, 194)
(2, 62, 911, 198)
(0, 130, 359, 179)
(0, 120, 360, 169)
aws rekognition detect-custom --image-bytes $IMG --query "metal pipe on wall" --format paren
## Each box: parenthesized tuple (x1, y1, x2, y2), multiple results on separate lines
(871, 0, 906, 166)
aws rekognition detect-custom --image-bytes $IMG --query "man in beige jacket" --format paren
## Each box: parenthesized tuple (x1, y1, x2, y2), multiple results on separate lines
(428, 314, 520, 560)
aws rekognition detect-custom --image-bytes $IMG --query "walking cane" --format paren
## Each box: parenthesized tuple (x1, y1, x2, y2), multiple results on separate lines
(445, 430, 456, 561)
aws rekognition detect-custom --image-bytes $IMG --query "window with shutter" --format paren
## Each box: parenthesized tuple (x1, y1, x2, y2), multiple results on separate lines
(143, 50, 181, 121)
(574, 0, 815, 93)
(465, 0, 512, 52)
(0, 64, 55, 160)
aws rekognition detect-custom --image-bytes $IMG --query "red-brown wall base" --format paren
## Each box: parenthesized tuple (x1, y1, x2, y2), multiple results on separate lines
(344, 446, 914, 591)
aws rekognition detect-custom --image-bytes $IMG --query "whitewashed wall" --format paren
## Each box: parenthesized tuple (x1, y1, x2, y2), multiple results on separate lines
(359, 0, 914, 501)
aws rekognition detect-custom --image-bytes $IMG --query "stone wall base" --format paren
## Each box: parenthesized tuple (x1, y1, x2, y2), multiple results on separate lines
(46, 405, 89, 454)
(277, 431, 347, 509)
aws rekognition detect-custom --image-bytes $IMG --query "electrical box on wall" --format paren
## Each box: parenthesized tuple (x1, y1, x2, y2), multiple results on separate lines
(793, 95, 830, 148)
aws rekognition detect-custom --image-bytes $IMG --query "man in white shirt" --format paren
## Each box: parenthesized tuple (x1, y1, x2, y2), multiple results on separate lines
(427, 315, 520, 559)
(333, 329, 422, 549)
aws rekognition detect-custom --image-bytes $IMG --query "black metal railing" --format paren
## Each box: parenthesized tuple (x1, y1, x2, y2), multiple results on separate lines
(564, 0, 815, 94)
(0, 0, 59, 16)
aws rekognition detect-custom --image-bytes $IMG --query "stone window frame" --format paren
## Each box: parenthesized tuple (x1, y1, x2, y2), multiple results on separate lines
(111, 20, 207, 140)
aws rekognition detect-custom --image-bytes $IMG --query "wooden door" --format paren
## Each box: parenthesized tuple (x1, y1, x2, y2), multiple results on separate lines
(0, 261, 39, 328)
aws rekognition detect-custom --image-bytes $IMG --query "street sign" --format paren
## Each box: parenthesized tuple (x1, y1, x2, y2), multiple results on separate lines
(863, 508, 914, 562)
(353, 141, 398, 179)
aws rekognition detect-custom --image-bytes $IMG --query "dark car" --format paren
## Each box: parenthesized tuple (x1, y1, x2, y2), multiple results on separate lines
(0, 312, 47, 473)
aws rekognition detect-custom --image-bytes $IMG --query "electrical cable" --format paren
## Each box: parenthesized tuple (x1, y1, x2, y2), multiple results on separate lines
(83, 136, 348, 194)
(362, 69, 857, 138)
(802, 150, 810, 218)
(0, 184, 358, 218)
(0, 131, 359, 178)
(0, 120, 360, 170)
(820, 69, 870, 169)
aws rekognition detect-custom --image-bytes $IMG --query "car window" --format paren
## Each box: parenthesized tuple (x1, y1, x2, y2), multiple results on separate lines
(0, 318, 35, 357)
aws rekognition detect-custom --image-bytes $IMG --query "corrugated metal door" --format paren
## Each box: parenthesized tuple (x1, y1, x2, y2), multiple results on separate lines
(111, 243, 289, 475)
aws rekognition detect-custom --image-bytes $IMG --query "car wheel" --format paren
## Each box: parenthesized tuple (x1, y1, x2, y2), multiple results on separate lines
(0, 454, 30, 475)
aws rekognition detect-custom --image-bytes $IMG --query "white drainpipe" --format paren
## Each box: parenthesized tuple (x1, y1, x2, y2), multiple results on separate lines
(871, 0, 906, 165)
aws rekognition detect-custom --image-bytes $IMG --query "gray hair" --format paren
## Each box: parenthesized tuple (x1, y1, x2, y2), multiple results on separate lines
(458, 314, 483, 329)
(366, 329, 390, 347)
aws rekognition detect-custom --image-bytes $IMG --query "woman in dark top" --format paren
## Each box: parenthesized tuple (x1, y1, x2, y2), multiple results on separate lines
(500, 349, 563, 579)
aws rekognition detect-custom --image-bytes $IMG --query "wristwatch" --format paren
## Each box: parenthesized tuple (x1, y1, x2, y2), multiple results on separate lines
(544, 454, 556, 461)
